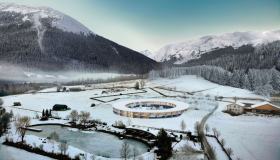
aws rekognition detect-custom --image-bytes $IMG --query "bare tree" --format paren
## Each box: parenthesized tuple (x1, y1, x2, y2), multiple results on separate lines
(220, 138, 225, 147)
(57, 85, 62, 92)
(194, 121, 200, 135)
(132, 147, 139, 160)
(216, 130, 221, 139)
(126, 118, 132, 126)
(180, 120, 186, 131)
(0, 98, 3, 106)
(135, 81, 140, 90)
(120, 141, 131, 160)
(212, 128, 217, 137)
(0, 113, 11, 136)
(59, 140, 69, 155)
(69, 110, 79, 123)
(15, 116, 30, 143)
(79, 111, 91, 126)
(140, 80, 145, 88)
(49, 131, 59, 152)
(205, 124, 209, 134)
(226, 147, 233, 157)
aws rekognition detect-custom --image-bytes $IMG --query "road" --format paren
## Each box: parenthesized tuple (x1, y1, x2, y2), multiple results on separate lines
(199, 105, 218, 160)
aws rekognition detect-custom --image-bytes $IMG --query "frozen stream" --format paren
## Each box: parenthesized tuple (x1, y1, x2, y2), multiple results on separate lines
(27, 125, 149, 158)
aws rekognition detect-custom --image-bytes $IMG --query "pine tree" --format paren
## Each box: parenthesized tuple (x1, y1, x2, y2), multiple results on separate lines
(45, 109, 49, 117)
(42, 109, 45, 117)
(271, 69, 280, 92)
(156, 129, 172, 160)
(242, 74, 251, 90)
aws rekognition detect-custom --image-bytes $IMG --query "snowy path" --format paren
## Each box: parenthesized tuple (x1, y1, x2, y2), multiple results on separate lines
(199, 105, 218, 160)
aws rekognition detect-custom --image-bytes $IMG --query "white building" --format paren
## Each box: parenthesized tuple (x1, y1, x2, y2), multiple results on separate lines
(226, 102, 245, 115)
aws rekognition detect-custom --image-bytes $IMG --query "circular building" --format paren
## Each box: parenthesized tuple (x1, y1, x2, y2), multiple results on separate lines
(112, 99, 188, 119)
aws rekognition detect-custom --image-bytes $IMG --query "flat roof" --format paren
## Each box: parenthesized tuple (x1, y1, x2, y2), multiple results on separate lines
(112, 98, 188, 113)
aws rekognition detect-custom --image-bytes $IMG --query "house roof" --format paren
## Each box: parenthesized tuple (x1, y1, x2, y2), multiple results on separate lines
(227, 102, 245, 107)
(53, 104, 68, 107)
(251, 102, 280, 109)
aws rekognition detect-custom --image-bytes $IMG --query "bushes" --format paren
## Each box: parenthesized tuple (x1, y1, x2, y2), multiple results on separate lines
(0, 112, 11, 136)
(113, 120, 126, 129)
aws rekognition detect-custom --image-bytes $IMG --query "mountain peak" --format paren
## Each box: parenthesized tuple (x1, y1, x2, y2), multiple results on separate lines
(154, 30, 280, 64)
(0, 2, 92, 35)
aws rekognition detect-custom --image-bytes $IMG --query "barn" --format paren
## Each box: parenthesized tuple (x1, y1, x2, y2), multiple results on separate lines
(52, 104, 69, 111)
(250, 102, 280, 114)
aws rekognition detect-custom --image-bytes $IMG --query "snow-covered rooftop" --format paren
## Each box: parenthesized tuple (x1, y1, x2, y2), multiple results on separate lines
(251, 102, 280, 109)
(112, 98, 188, 113)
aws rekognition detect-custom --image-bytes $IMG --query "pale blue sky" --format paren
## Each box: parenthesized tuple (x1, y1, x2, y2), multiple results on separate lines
(1, 0, 280, 51)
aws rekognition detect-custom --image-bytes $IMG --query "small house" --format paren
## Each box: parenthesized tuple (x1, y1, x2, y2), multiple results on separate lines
(226, 102, 245, 115)
(13, 102, 21, 106)
(250, 102, 280, 114)
(69, 87, 83, 92)
(52, 104, 69, 111)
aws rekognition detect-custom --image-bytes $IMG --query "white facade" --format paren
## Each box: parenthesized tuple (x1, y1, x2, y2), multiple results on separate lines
(226, 103, 245, 114)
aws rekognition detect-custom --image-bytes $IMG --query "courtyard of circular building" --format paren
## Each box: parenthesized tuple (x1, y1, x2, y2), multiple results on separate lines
(113, 99, 189, 119)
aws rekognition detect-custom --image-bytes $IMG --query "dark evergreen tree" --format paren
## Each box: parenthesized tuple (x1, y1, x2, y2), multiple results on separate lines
(49, 109, 52, 117)
(45, 109, 49, 117)
(42, 109, 45, 117)
(271, 69, 280, 92)
(156, 129, 172, 160)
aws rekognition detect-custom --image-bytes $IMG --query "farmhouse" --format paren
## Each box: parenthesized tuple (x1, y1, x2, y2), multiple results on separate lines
(250, 102, 280, 114)
(69, 87, 83, 92)
(52, 104, 69, 111)
(226, 102, 245, 115)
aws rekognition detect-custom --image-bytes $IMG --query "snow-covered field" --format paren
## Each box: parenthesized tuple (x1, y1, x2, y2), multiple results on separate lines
(0, 144, 53, 160)
(150, 75, 263, 98)
(208, 103, 280, 160)
(1, 75, 279, 160)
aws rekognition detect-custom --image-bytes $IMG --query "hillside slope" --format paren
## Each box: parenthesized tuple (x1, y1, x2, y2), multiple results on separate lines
(153, 30, 280, 64)
(0, 3, 158, 74)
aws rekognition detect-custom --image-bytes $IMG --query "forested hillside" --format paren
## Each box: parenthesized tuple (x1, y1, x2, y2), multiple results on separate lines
(149, 66, 280, 96)
(0, 5, 158, 74)
(184, 41, 280, 71)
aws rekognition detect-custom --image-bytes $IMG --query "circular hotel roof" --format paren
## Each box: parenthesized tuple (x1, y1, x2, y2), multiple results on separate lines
(112, 98, 189, 113)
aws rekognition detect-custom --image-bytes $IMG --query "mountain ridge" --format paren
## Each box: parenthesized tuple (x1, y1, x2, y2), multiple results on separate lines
(153, 30, 280, 64)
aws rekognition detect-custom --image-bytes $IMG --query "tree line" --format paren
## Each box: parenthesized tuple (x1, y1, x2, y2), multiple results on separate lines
(149, 66, 280, 97)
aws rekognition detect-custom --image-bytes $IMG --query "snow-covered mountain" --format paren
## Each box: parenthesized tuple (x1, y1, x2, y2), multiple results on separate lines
(140, 50, 153, 57)
(0, 3, 92, 34)
(0, 3, 157, 74)
(153, 30, 280, 64)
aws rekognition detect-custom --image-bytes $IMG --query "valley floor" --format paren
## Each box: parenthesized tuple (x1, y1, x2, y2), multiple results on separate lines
(1, 75, 279, 160)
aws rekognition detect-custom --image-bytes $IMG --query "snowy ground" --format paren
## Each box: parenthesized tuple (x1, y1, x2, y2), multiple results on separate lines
(206, 137, 228, 160)
(0, 144, 53, 160)
(1, 75, 279, 160)
(207, 102, 280, 160)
